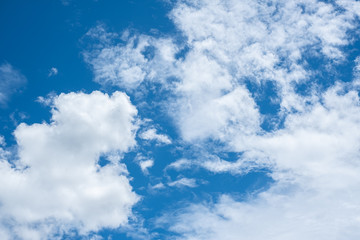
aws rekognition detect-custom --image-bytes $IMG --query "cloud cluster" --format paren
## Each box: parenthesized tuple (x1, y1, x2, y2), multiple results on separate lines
(84, 28, 177, 91)
(0, 91, 139, 239)
(85, 0, 359, 141)
(83, 0, 360, 238)
(165, 84, 360, 239)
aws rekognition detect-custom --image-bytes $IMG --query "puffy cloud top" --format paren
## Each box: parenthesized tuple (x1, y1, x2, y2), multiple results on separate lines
(0, 91, 139, 239)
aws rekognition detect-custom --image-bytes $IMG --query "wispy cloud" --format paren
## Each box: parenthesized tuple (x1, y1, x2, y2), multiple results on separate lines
(168, 178, 198, 188)
(0, 136, 5, 146)
(48, 67, 58, 77)
(0, 63, 26, 107)
(139, 128, 171, 145)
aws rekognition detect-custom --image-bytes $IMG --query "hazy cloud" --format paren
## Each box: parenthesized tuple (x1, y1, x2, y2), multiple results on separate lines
(0, 63, 26, 107)
(48, 67, 58, 77)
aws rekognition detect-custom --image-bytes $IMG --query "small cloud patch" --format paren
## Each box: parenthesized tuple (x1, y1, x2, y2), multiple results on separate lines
(48, 67, 58, 77)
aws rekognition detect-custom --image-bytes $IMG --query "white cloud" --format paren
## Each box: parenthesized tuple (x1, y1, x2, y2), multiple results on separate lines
(0, 63, 26, 107)
(85, 0, 359, 143)
(139, 159, 154, 174)
(152, 182, 165, 190)
(86, 35, 148, 89)
(0, 91, 139, 239)
(252, 84, 360, 188)
(168, 152, 269, 175)
(174, 85, 260, 142)
(85, 24, 119, 47)
(0, 136, 5, 146)
(0, 139, 9, 163)
(82, 1, 360, 238)
(152, 1, 360, 237)
(200, 153, 267, 175)
(168, 178, 198, 188)
(134, 153, 154, 175)
(48, 67, 58, 77)
(167, 158, 192, 171)
(165, 0, 359, 141)
(162, 83, 360, 239)
(165, 190, 360, 240)
(139, 128, 172, 145)
(336, 0, 360, 19)
(84, 29, 178, 91)
(353, 56, 360, 87)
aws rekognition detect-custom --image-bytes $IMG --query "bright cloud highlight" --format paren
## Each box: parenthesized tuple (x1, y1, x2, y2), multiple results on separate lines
(0, 91, 139, 239)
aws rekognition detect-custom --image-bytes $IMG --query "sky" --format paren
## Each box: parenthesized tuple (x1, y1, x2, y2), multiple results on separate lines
(1, 0, 360, 239)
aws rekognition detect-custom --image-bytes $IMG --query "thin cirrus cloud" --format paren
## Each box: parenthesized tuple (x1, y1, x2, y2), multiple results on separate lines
(167, 177, 198, 188)
(48, 67, 58, 77)
(0, 91, 139, 239)
(84, 0, 360, 239)
(0, 63, 27, 107)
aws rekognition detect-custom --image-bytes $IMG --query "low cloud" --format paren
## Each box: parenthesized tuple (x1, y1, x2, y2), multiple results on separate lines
(82, 0, 360, 238)
(0, 91, 139, 239)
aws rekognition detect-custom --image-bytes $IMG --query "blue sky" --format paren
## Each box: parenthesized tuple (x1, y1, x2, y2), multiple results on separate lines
(1, 0, 360, 239)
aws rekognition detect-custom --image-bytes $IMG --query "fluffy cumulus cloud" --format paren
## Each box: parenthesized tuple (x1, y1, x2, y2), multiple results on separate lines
(161, 1, 360, 238)
(85, 0, 359, 141)
(168, 0, 359, 138)
(83, 0, 360, 239)
(0, 91, 139, 239)
(164, 84, 360, 239)
(0, 63, 27, 107)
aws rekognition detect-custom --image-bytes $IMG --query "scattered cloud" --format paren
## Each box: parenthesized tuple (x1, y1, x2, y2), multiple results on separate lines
(83, 26, 177, 91)
(60, 0, 71, 6)
(162, 82, 360, 239)
(139, 159, 154, 174)
(0, 136, 5, 146)
(23, 0, 357, 238)
(354, 56, 360, 87)
(151, 182, 166, 190)
(48, 67, 58, 77)
(168, 178, 198, 188)
(83, 0, 360, 238)
(167, 158, 192, 171)
(139, 128, 171, 145)
(135, 153, 155, 175)
(0, 63, 26, 107)
(85, 0, 359, 143)
(167, 153, 268, 175)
